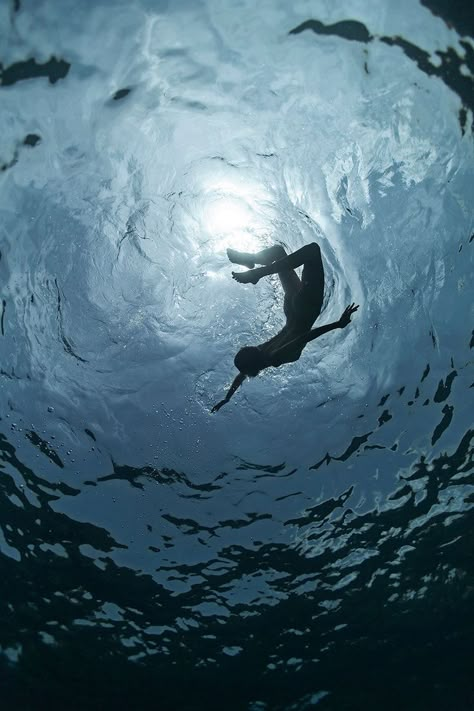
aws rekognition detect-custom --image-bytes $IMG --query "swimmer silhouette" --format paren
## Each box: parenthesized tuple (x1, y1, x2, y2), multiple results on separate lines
(211, 242, 358, 412)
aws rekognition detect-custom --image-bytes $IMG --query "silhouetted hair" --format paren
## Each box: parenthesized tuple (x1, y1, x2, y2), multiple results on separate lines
(234, 347, 265, 377)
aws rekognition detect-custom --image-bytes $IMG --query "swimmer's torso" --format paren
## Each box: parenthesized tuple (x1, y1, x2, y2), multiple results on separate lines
(258, 278, 324, 366)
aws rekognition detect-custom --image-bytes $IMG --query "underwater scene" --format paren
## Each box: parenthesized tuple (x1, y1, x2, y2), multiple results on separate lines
(0, 0, 473, 708)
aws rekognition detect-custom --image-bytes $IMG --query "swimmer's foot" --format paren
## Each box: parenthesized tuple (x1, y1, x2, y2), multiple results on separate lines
(232, 268, 261, 285)
(226, 248, 255, 269)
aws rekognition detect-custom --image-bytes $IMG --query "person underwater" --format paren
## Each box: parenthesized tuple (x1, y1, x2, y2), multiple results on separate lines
(212, 242, 359, 412)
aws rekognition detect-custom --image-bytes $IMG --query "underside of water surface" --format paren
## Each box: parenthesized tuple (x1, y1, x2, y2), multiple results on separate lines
(0, 0, 473, 709)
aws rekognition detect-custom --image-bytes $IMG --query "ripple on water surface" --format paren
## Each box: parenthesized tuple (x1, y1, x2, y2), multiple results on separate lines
(0, 0, 473, 709)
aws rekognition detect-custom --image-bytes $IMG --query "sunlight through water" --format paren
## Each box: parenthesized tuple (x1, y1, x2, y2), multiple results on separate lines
(0, 0, 473, 708)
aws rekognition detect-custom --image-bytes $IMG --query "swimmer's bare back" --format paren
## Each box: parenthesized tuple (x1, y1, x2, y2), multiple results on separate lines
(211, 242, 358, 412)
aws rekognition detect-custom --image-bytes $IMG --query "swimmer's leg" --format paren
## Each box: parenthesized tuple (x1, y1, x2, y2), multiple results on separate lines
(227, 245, 287, 268)
(232, 242, 321, 287)
(295, 243, 324, 322)
(228, 244, 300, 297)
(300, 243, 324, 292)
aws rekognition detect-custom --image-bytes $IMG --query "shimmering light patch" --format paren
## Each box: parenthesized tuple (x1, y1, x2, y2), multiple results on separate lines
(206, 196, 254, 235)
(204, 269, 226, 280)
(202, 178, 272, 253)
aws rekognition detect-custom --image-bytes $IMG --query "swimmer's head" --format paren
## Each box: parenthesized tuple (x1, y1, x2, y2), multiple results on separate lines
(234, 346, 266, 377)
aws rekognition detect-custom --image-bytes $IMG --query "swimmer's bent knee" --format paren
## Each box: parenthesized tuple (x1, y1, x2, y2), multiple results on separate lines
(304, 242, 321, 258)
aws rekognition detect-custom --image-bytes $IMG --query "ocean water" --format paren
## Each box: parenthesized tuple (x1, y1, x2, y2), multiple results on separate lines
(0, 0, 473, 709)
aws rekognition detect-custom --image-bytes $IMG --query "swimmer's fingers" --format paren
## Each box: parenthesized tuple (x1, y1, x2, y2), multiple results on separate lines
(211, 399, 227, 413)
(339, 303, 359, 327)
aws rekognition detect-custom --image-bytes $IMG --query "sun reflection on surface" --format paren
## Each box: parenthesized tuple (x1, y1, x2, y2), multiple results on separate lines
(202, 177, 272, 254)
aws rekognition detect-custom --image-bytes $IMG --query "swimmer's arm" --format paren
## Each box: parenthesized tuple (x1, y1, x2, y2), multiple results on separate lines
(305, 304, 359, 343)
(211, 373, 246, 412)
(304, 321, 342, 343)
(270, 304, 359, 365)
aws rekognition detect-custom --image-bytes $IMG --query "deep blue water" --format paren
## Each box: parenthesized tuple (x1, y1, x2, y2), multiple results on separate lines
(0, 0, 473, 709)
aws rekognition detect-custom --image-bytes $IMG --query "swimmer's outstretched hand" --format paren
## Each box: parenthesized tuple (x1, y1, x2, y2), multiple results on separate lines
(211, 399, 228, 413)
(338, 303, 359, 328)
(232, 269, 261, 285)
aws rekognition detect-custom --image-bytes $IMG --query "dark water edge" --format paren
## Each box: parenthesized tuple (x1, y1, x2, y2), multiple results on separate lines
(1, 426, 473, 711)
(421, 0, 474, 38)
(289, 13, 474, 136)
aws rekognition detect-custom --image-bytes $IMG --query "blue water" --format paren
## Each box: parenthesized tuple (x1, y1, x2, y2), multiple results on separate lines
(0, 0, 473, 709)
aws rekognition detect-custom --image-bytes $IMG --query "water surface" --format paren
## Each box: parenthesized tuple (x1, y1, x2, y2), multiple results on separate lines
(0, 0, 473, 709)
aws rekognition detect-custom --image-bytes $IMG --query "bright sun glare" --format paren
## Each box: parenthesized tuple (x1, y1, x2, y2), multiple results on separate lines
(203, 178, 271, 254)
